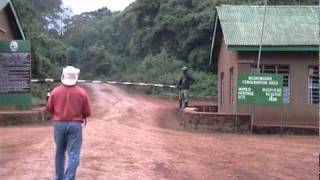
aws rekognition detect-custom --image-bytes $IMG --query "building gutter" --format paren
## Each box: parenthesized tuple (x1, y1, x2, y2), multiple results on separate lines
(8, 1, 26, 40)
(228, 45, 319, 52)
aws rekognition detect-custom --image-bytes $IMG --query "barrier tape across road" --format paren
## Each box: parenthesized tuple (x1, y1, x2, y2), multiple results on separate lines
(31, 79, 177, 89)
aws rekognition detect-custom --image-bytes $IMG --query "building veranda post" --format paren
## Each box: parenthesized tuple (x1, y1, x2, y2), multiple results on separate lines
(210, 5, 319, 130)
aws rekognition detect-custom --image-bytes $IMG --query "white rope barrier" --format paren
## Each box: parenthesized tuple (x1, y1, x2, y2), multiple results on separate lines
(31, 79, 178, 89)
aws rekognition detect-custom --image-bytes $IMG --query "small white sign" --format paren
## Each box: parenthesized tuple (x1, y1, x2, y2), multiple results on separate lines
(238, 59, 254, 64)
(9, 41, 18, 52)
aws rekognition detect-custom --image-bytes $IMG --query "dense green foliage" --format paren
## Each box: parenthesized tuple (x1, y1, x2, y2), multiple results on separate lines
(64, 1, 214, 73)
(12, 0, 318, 99)
(63, 0, 217, 96)
(13, 0, 69, 78)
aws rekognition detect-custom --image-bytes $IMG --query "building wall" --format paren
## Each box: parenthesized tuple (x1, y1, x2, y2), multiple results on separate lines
(217, 39, 318, 127)
(179, 110, 251, 133)
(235, 52, 318, 127)
(0, 8, 18, 40)
(217, 38, 238, 113)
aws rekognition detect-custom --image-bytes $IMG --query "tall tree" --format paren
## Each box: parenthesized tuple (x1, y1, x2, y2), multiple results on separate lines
(13, 0, 68, 78)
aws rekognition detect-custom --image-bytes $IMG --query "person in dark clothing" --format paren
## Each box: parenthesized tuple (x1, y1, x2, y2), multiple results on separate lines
(177, 66, 194, 108)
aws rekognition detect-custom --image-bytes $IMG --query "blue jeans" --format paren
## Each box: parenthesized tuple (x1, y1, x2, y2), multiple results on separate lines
(54, 121, 82, 180)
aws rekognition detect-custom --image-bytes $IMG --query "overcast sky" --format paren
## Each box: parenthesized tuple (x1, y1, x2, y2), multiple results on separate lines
(62, 0, 136, 14)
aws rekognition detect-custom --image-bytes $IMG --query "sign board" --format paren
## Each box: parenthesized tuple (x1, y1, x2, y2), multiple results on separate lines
(237, 73, 283, 105)
(238, 59, 255, 64)
(0, 40, 31, 105)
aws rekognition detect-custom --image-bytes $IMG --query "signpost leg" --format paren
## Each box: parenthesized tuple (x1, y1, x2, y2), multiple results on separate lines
(235, 103, 238, 133)
(251, 104, 255, 134)
(280, 104, 284, 136)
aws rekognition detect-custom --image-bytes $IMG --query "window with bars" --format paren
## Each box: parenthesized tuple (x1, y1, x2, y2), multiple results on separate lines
(308, 66, 319, 104)
(251, 65, 290, 104)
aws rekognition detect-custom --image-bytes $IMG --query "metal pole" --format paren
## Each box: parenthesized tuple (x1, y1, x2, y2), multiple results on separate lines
(256, 0, 268, 73)
(251, 104, 255, 134)
(253, 0, 268, 134)
(280, 103, 284, 136)
(235, 85, 238, 133)
(209, 14, 219, 67)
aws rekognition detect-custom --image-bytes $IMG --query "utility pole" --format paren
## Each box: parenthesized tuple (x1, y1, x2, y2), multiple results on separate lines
(252, 0, 268, 134)
(256, 0, 268, 73)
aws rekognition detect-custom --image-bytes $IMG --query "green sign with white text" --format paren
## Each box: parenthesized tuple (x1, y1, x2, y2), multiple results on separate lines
(0, 40, 31, 106)
(237, 73, 283, 105)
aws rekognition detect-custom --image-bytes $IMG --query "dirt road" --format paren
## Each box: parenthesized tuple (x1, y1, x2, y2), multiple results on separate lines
(0, 84, 318, 180)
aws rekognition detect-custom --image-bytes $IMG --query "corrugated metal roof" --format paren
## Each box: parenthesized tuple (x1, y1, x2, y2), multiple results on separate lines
(0, 0, 10, 11)
(216, 5, 319, 46)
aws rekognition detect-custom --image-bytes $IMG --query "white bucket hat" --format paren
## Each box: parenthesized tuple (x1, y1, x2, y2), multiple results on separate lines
(61, 66, 80, 86)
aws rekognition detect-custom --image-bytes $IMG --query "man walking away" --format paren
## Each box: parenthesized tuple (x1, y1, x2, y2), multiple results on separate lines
(47, 66, 91, 180)
(177, 66, 194, 108)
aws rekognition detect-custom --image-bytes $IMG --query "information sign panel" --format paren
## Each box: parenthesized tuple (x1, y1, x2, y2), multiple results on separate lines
(0, 40, 31, 105)
(237, 73, 283, 105)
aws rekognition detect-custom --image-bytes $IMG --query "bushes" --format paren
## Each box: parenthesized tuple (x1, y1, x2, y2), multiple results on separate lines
(189, 71, 216, 97)
(31, 83, 56, 106)
(118, 50, 216, 97)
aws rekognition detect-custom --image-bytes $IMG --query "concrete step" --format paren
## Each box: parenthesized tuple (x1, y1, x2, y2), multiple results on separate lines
(0, 107, 48, 126)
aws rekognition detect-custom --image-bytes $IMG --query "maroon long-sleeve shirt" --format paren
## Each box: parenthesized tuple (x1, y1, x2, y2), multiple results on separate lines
(47, 85, 91, 122)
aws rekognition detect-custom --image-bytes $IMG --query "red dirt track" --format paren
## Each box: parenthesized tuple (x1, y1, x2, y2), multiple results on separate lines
(0, 84, 318, 180)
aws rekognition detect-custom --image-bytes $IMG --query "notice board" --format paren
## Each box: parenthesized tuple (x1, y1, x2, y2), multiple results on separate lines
(0, 40, 31, 105)
(237, 73, 283, 105)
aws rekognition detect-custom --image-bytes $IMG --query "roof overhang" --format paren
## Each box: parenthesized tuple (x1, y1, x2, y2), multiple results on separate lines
(228, 45, 319, 52)
(216, 5, 319, 49)
(0, 0, 26, 40)
(210, 5, 319, 72)
(0, 0, 10, 10)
